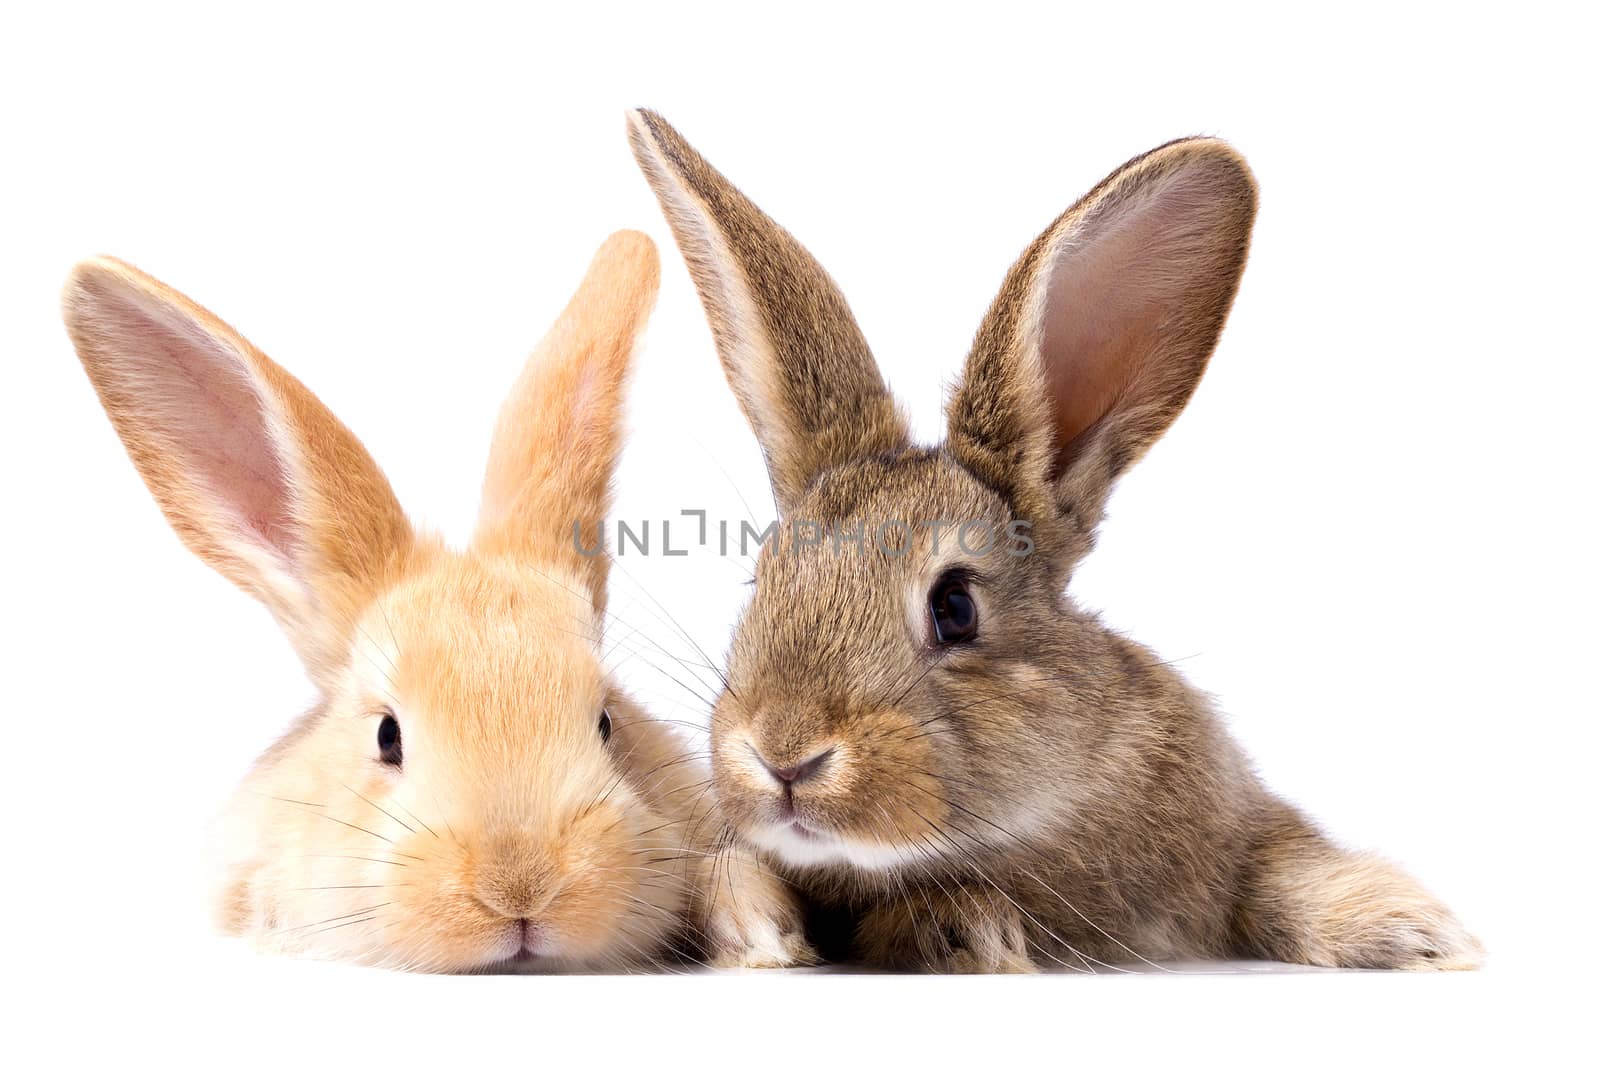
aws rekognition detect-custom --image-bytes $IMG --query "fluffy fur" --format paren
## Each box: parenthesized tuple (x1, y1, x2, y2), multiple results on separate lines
(628, 110, 1482, 973)
(62, 234, 787, 971)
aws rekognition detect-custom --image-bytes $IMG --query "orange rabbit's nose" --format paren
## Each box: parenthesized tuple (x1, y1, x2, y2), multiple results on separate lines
(472, 835, 557, 919)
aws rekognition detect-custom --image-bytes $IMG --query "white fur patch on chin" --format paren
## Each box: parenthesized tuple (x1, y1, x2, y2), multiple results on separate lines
(745, 821, 926, 872)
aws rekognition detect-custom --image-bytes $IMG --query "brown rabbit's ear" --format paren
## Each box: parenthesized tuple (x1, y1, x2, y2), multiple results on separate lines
(947, 138, 1257, 565)
(627, 109, 910, 512)
(473, 231, 658, 613)
(62, 258, 413, 685)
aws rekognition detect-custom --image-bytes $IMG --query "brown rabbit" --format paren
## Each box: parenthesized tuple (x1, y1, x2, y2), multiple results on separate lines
(628, 110, 1482, 972)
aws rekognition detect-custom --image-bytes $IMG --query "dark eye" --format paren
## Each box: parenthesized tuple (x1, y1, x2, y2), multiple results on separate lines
(929, 573, 979, 645)
(377, 711, 403, 766)
(598, 707, 613, 744)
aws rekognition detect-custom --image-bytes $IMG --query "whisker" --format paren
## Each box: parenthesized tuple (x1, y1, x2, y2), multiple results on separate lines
(342, 783, 420, 836)
(303, 853, 410, 868)
(289, 884, 408, 891)
(278, 902, 393, 934)
(389, 797, 443, 841)
(300, 914, 381, 937)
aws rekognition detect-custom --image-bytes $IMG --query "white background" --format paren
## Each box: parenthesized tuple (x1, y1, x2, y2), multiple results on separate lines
(2, 1, 1594, 1062)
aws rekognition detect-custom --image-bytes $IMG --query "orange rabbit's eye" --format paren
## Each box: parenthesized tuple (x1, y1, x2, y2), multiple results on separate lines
(598, 707, 614, 744)
(377, 710, 403, 767)
(929, 572, 979, 645)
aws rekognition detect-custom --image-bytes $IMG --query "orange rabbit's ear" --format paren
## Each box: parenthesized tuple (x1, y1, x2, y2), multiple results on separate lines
(473, 231, 659, 612)
(62, 258, 412, 685)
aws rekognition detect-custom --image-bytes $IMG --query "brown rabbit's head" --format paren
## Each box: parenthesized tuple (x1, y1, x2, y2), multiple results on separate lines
(629, 112, 1256, 881)
(63, 233, 687, 970)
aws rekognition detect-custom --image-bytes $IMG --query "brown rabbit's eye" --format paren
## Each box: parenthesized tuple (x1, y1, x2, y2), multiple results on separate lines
(598, 707, 613, 744)
(377, 712, 403, 767)
(929, 573, 979, 645)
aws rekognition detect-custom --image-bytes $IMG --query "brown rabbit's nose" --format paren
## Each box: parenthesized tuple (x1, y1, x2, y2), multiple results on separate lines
(759, 748, 833, 788)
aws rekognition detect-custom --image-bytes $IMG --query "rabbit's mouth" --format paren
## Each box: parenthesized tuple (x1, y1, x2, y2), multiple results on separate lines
(475, 919, 571, 973)
(746, 817, 917, 872)
(490, 918, 546, 963)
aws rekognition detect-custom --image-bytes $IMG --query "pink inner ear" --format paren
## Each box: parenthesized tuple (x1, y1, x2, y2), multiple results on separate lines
(98, 283, 297, 560)
(1040, 168, 1235, 465)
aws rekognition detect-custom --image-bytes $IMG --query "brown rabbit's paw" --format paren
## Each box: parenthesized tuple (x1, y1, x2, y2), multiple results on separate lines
(858, 887, 1038, 973)
(1310, 898, 1484, 971)
(701, 851, 819, 968)
(1264, 852, 1484, 971)
(708, 929, 820, 970)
